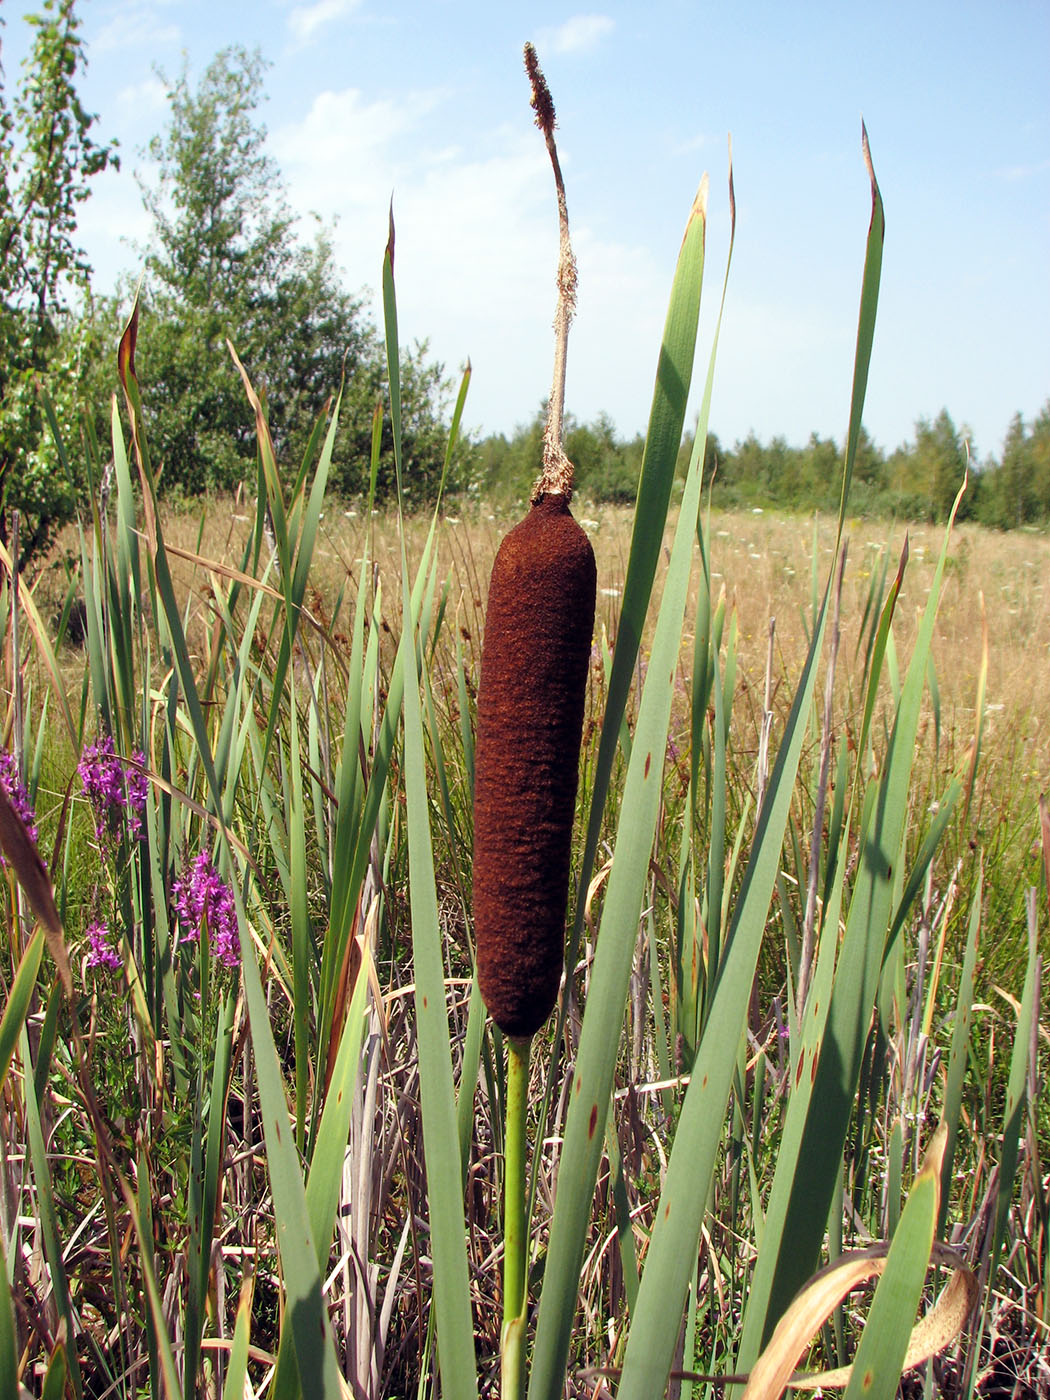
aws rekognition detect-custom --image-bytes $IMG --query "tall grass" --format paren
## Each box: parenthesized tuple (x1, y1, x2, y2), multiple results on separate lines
(0, 128, 1045, 1400)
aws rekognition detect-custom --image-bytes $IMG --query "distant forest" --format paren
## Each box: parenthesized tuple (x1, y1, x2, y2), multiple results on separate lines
(474, 404, 1050, 530)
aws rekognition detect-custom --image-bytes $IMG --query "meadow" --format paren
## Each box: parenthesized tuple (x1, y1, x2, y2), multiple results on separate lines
(1, 145, 1048, 1400)
(2, 481, 1046, 1397)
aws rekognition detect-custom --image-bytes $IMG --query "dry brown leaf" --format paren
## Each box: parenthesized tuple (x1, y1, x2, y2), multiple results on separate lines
(741, 1243, 977, 1398)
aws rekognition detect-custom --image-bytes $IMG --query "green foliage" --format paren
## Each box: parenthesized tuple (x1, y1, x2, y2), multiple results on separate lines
(132, 46, 461, 504)
(885, 408, 972, 521)
(1, 373, 1045, 1397)
(976, 404, 1050, 529)
(0, 0, 117, 566)
(477, 406, 646, 505)
(567, 411, 645, 503)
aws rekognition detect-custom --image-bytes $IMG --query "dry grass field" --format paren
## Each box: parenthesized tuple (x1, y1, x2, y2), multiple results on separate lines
(66, 495, 1045, 842)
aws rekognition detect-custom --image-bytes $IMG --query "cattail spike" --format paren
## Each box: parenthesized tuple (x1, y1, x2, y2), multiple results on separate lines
(472, 51, 596, 1038)
(473, 495, 596, 1037)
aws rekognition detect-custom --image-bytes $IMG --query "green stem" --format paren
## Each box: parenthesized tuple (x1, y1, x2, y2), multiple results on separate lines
(501, 1034, 532, 1400)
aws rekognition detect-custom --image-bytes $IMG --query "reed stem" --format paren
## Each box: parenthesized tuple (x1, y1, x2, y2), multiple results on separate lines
(501, 1034, 532, 1400)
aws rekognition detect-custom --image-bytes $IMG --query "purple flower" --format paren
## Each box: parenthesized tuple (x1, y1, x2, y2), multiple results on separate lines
(78, 736, 148, 843)
(0, 750, 38, 861)
(173, 852, 241, 969)
(85, 919, 122, 971)
(124, 755, 148, 839)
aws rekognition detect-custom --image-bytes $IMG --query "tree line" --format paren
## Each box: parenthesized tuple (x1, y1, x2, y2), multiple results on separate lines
(1, 3, 1046, 572)
(475, 404, 1050, 528)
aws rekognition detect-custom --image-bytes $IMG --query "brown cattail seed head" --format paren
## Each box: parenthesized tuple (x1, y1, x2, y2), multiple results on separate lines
(473, 494, 597, 1038)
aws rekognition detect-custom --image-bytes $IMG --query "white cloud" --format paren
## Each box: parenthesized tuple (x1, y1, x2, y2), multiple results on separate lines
(271, 86, 444, 224)
(994, 158, 1050, 181)
(272, 84, 669, 438)
(673, 131, 714, 157)
(116, 76, 169, 114)
(90, 4, 179, 55)
(75, 165, 154, 292)
(287, 0, 362, 46)
(537, 15, 615, 56)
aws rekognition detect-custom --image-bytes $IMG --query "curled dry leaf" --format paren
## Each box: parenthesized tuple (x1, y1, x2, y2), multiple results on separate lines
(741, 1242, 977, 1399)
(745, 1123, 976, 1399)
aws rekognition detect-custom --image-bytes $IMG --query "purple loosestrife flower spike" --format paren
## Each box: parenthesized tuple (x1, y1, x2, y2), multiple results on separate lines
(85, 919, 122, 971)
(0, 751, 38, 863)
(173, 852, 241, 969)
(78, 736, 148, 843)
(125, 752, 148, 839)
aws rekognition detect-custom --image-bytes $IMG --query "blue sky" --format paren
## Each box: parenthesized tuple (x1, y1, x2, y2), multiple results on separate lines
(3, 1, 1048, 461)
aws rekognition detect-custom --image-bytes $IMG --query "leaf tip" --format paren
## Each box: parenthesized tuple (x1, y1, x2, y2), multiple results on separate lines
(117, 296, 140, 393)
(861, 118, 884, 232)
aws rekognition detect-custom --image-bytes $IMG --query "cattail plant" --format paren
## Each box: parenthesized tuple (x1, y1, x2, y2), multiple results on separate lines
(473, 46, 596, 1042)
(471, 44, 596, 1398)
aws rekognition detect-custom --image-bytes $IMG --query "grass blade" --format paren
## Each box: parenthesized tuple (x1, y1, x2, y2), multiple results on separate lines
(222, 1274, 254, 1400)
(564, 180, 709, 1009)
(617, 554, 829, 1399)
(21, 1024, 84, 1399)
(387, 218, 480, 1400)
(987, 893, 1039, 1290)
(840, 1126, 945, 1400)
(937, 867, 981, 1235)
(529, 179, 715, 1400)
(240, 922, 345, 1397)
(0, 1238, 17, 1400)
(0, 925, 43, 1093)
(836, 123, 884, 530)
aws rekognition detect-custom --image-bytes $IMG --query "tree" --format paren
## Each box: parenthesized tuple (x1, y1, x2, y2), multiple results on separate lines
(475, 408, 649, 506)
(142, 48, 286, 317)
(995, 413, 1032, 529)
(718, 431, 765, 507)
(798, 432, 840, 510)
(885, 410, 969, 522)
(916, 410, 970, 521)
(0, 0, 117, 565)
(977, 405, 1050, 530)
(567, 411, 643, 504)
(134, 47, 458, 501)
(1030, 401, 1050, 522)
